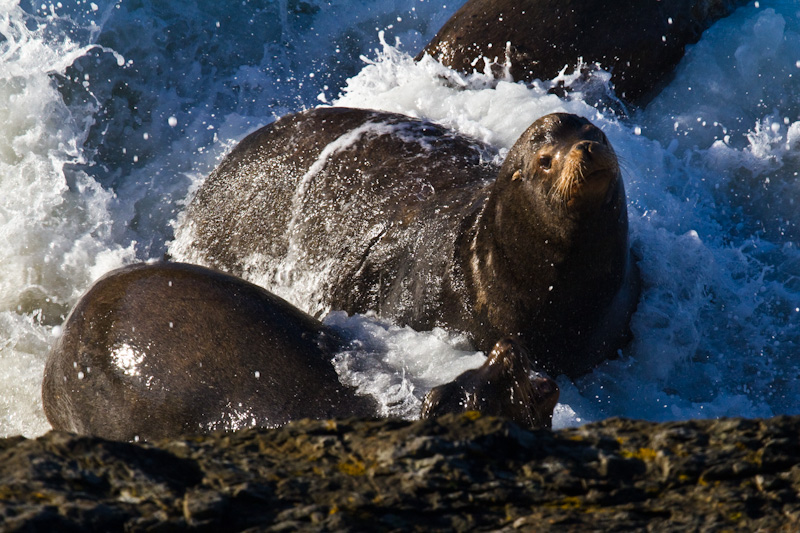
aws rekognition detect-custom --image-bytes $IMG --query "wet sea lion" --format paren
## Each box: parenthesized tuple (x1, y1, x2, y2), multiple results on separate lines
(421, 338, 559, 430)
(172, 107, 639, 377)
(41, 262, 377, 441)
(418, 0, 750, 107)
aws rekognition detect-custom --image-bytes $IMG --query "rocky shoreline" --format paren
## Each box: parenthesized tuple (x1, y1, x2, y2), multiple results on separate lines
(2, 413, 799, 531)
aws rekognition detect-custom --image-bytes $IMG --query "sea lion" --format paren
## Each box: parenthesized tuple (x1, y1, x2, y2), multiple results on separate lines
(172, 107, 639, 377)
(421, 338, 559, 430)
(418, 0, 750, 107)
(41, 262, 377, 441)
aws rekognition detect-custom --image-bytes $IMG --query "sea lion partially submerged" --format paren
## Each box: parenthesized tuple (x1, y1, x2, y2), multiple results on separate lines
(421, 338, 559, 430)
(418, 0, 750, 107)
(41, 262, 377, 441)
(172, 107, 639, 377)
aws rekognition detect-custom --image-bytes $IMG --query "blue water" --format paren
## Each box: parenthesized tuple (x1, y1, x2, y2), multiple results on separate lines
(1, 0, 799, 436)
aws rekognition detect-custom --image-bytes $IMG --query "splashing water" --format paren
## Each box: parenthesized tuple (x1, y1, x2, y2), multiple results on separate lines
(1, 0, 799, 437)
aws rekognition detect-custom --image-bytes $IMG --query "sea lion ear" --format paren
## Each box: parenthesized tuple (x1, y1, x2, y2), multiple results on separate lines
(511, 170, 522, 181)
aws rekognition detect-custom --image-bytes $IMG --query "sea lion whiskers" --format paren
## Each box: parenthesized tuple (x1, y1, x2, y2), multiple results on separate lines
(550, 155, 584, 206)
(549, 139, 619, 208)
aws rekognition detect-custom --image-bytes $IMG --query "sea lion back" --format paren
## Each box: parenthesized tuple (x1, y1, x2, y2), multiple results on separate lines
(173, 107, 497, 326)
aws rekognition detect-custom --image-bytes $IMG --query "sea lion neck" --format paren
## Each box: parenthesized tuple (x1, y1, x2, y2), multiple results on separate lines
(468, 180, 572, 310)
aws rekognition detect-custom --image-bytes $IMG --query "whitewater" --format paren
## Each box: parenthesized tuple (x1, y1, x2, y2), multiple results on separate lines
(1, 0, 799, 437)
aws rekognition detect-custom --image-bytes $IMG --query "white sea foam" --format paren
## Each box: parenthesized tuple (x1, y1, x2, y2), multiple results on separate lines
(326, 311, 485, 419)
(0, 1, 136, 437)
(1, 0, 799, 437)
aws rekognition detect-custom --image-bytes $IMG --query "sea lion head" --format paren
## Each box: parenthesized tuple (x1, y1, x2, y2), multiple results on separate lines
(420, 338, 559, 429)
(499, 113, 620, 216)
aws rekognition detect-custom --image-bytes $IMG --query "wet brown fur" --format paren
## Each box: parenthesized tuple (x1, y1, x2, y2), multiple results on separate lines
(177, 108, 639, 377)
(421, 338, 559, 429)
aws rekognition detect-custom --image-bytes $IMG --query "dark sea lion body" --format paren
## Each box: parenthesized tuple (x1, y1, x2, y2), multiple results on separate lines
(175, 107, 639, 377)
(421, 338, 559, 429)
(418, 0, 750, 107)
(42, 262, 376, 441)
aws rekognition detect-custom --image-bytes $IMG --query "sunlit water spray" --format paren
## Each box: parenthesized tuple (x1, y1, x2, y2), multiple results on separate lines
(1, 0, 799, 437)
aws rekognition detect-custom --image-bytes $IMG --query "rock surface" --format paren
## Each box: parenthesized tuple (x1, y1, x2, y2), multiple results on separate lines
(2, 414, 800, 531)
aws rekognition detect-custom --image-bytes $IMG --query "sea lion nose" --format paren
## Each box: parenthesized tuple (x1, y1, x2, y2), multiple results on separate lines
(575, 140, 596, 157)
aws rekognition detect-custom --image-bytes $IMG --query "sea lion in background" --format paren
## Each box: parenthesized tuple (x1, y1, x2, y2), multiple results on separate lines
(421, 338, 559, 430)
(172, 107, 639, 377)
(418, 0, 750, 107)
(42, 262, 377, 442)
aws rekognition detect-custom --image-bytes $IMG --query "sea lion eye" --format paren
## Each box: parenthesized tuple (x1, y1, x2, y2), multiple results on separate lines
(538, 155, 552, 170)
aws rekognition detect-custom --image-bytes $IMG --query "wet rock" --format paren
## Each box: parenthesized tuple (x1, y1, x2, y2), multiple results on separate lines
(2, 415, 800, 531)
